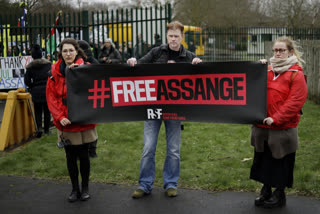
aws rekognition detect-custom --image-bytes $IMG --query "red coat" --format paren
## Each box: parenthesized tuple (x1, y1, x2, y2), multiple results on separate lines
(257, 64, 307, 129)
(46, 58, 96, 132)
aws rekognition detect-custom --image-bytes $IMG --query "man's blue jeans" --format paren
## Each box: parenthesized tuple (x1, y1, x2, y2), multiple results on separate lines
(138, 120, 181, 193)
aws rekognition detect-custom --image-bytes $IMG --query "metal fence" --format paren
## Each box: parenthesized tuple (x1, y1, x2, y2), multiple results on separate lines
(0, 4, 172, 61)
(202, 27, 320, 62)
(2, 6, 320, 63)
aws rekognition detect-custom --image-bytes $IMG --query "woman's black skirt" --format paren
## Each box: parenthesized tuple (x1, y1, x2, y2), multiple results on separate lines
(250, 141, 296, 188)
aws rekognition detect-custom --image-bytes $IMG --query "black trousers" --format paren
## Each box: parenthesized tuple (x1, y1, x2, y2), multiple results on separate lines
(64, 144, 90, 191)
(34, 102, 51, 133)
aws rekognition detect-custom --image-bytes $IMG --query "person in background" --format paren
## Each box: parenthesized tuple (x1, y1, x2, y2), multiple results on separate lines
(7, 47, 12, 56)
(98, 38, 121, 64)
(126, 41, 133, 59)
(152, 34, 162, 48)
(46, 38, 98, 202)
(78, 40, 99, 65)
(24, 44, 51, 136)
(119, 42, 131, 61)
(127, 21, 202, 199)
(92, 43, 99, 59)
(134, 34, 147, 59)
(12, 46, 20, 56)
(251, 36, 307, 209)
(46, 53, 51, 61)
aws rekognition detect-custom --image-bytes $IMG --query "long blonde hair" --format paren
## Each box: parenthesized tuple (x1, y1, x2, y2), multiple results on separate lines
(274, 36, 305, 66)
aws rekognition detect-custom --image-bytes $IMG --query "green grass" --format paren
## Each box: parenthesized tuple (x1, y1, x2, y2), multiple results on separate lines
(0, 100, 320, 198)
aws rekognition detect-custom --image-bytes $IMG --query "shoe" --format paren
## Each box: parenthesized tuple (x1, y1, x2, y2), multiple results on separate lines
(254, 185, 272, 207)
(131, 189, 148, 199)
(68, 190, 81, 202)
(263, 188, 286, 208)
(80, 186, 90, 201)
(80, 191, 90, 201)
(166, 188, 178, 197)
(35, 130, 43, 138)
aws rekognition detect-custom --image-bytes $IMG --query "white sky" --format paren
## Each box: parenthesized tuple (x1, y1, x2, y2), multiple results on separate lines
(80, 0, 129, 5)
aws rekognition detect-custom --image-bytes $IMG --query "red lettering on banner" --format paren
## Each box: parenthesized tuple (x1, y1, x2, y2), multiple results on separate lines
(110, 74, 246, 107)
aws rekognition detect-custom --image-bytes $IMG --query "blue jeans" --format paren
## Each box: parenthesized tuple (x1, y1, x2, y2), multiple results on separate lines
(138, 120, 181, 193)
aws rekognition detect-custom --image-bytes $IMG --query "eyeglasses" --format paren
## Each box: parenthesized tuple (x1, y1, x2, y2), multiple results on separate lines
(62, 49, 76, 55)
(272, 48, 287, 54)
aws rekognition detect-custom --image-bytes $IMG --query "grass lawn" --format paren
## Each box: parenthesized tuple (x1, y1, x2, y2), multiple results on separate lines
(0, 100, 319, 198)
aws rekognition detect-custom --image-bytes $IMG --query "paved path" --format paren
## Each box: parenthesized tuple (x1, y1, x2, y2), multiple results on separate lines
(0, 175, 319, 214)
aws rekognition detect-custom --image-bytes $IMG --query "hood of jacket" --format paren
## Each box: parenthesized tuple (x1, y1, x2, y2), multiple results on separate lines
(26, 58, 51, 69)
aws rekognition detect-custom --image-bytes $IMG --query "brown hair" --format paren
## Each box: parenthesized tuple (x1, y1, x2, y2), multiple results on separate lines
(274, 36, 305, 66)
(167, 21, 184, 34)
(57, 38, 87, 61)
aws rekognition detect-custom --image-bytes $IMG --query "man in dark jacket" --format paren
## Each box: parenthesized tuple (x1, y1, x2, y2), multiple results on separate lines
(24, 44, 52, 136)
(98, 38, 121, 64)
(128, 21, 202, 199)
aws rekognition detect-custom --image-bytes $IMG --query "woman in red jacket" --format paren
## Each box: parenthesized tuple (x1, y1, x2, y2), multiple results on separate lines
(251, 36, 307, 209)
(46, 38, 98, 202)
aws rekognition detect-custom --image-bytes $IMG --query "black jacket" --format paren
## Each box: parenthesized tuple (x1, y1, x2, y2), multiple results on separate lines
(138, 44, 196, 64)
(24, 58, 51, 103)
(87, 55, 99, 64)
(98, 46, 121, 64)
(84, 48, 99, 64)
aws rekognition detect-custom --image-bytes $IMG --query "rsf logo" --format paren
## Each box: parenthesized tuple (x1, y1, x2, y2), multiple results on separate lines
(147, 109, 162, 119)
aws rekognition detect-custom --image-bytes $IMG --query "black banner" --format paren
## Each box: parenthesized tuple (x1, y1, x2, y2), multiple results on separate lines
(66, 62, 267, 124)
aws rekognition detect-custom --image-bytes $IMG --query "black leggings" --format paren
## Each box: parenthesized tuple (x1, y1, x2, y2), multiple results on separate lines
(34, 102, 51, 133)
(64, 144, 90, 191)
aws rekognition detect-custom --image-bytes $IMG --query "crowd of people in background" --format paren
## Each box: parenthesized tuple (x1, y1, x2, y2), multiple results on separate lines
(0, 32, 198, 61)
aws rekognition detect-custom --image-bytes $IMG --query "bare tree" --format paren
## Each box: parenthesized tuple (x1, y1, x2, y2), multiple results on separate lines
(10, 0, 42, 13)
(308, 0, 320, 27)
(0, 0, 11, 13)
(252, 0, 320, 27)
(173, 0, 264, 27)
(77, 0, 82, 10)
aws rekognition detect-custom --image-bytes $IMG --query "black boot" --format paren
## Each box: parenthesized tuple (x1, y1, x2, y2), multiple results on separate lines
(255, 184, 272, 207)
(65, 146, 80, 202)
(68, 188, 81, 202)
(35, 130, 43, 138)
(88, 141, 98, 158)
(80, 186, 90, 201)
(263, 188, 286, 208)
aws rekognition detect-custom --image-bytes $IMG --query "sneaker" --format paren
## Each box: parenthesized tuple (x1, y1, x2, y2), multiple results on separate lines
(68, 190, 81, 202)
(166, 188, 178, 197)
(80, 187, 90, 201)
(131, 189, 148, 199)
(80, 191, 90, 201)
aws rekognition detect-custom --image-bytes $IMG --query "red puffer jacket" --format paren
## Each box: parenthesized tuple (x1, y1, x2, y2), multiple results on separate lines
(46, 58, 96, 132)
(257, 64, 307, 130)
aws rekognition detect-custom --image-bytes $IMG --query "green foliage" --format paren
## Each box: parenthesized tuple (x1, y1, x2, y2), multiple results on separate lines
(0, 101, 319, 197)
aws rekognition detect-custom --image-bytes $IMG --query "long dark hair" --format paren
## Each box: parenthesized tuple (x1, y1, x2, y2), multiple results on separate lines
(57, 38, 87, 62)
